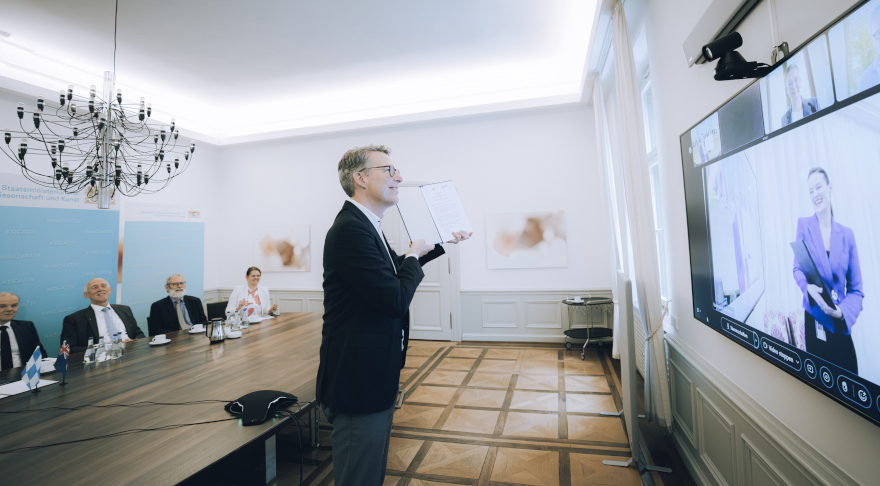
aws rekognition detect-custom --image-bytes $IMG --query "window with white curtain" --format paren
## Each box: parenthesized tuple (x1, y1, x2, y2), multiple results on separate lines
(641, 81, 656, 154)
(648, 160, 668, 300)
(641, 76, 668, 302)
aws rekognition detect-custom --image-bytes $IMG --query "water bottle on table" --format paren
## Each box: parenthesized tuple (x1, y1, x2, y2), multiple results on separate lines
(83, 337, 95, 365)
(95, 337, 107, 362)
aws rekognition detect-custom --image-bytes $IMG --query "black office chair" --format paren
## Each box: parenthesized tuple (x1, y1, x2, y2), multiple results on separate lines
(207, 301, 229, 320)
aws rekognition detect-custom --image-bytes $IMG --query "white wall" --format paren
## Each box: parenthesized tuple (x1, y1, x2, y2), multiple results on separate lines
(0, 88, 224, 292)
(645, 0, 880, 483)
(216, 103, 609, 294)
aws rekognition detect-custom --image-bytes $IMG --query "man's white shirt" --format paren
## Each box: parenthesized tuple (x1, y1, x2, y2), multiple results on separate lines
(348, 199, 418, 271)
(0, 323, 23, 367)
(90, 304, 131, 341)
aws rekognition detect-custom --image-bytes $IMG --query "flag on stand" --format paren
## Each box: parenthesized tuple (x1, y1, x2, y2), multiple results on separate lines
(55, 341, 70, 379)
(21, 347, 41, 390)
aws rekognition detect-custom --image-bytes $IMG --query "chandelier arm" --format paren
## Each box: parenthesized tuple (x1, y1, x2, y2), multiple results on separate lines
(0, 147, 28, 166)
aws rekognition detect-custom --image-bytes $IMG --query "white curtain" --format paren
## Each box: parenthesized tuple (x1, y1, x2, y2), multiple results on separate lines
(592, 77, 622, 359)
(611, 1, 672, 427)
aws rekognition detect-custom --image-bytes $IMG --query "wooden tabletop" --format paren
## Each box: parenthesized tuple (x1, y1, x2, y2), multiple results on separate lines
(0, 312, 323, 486)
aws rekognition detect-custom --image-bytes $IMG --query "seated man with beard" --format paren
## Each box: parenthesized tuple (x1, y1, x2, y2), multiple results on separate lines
(147, 274, 208, 336)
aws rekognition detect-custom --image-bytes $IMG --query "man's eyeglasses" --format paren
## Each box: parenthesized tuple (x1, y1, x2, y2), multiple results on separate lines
(168, 282, 186, 288)
(360, 165, 401, 177)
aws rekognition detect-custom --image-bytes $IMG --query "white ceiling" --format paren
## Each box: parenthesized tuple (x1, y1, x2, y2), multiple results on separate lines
(0, 0, 602, 145)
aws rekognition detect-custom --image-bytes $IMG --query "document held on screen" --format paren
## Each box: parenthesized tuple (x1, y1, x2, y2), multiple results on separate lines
(395, 181, 473, 245)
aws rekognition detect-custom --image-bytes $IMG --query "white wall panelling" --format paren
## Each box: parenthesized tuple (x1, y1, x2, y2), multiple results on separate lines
(279, 298, 305, 313)
(479, 300, 518, 328)
(524, 300, 562, 329)
(741, 434, 788, 486)
(207, 288, 324, 315)
(208, 288, 613, 343)
(696, 389, 737, 486)
(670, 359, 697, 449)
(667, 334, 859, 486)
(462, 289, 612, 342)
(307, 298, 325, 314)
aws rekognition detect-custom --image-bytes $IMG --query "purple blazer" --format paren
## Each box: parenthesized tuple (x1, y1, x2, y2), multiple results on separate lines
(792, 215, 863, 334)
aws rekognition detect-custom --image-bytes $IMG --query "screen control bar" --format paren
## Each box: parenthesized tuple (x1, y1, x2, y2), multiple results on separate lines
(760, 337, 802, 371)
(721, 318, 758, 349)
(837, 374, 872, 409)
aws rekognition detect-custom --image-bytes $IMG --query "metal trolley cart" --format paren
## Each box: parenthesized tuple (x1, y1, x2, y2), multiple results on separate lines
(562, 296, 614, 359)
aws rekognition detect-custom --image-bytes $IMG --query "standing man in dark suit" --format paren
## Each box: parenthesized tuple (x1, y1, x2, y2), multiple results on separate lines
(146, 274, 207, 336)
(316, 145, 471, 486)
(0, 292, 47, 370)
(60, 278, 145, 353)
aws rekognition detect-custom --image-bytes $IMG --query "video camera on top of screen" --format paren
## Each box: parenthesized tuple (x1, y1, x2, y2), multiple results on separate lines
(703, 32, 773, 80)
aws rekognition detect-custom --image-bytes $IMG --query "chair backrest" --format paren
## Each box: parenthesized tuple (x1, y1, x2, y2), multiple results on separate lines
(788, 310, 806, 351)
(207, 301, 228, 320)
(146, 315, 156, 337)
(763, 310, 790, 344)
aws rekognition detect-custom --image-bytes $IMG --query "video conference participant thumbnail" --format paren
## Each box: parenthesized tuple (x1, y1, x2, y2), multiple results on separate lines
(859, 7, 880, 92)
(780, 62, 820, 127)
(225, 266, 278, 317)
(0, 292, 47, 370)
(60, 278, 145, 353)
(831, 2, 880, 99)
(147, 273, 207, 336)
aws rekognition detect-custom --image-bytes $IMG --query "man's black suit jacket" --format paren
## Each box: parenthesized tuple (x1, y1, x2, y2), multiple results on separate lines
(60, 304, 145, 353)
(4, 320, 47, 364)
(147, 295, 208, 336)
(316, 201, 445, 414)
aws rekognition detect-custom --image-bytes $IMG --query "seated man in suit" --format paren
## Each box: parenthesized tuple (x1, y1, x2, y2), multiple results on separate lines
(147, 274, 207, 336)
(0, 292, 47, 370)
(61, 278, 145, 353)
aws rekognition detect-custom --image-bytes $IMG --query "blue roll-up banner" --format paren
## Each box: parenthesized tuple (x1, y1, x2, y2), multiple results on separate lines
(0, 174, 120, 356)
(120, 205, 204, 335)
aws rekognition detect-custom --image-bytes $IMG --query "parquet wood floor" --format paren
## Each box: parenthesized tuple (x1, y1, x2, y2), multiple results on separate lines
(276, 341, 662, 486)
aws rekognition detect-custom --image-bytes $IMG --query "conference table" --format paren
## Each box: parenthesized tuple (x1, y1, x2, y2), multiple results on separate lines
(0, 312, 324, 485)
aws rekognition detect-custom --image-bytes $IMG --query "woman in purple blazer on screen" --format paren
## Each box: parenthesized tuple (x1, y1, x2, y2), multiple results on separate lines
(793, 168, 863, 373)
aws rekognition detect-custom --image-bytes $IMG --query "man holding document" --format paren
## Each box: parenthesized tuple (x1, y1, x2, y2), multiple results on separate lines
(316, 144, 471, 486)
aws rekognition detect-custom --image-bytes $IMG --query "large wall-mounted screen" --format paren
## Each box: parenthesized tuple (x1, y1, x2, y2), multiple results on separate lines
(681, 0, 880, 425)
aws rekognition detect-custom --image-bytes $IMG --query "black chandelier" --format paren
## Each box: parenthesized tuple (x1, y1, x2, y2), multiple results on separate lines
(0, 0, 195, 209)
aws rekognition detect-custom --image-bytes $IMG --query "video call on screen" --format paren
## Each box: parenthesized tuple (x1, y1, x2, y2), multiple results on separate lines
(680, 0, 880, 425)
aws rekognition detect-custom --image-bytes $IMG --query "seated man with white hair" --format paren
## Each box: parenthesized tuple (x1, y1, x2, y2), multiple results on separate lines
(147, 274, 207, 336)
(60, 278, 144, 353)
(0, 292, 47, 370)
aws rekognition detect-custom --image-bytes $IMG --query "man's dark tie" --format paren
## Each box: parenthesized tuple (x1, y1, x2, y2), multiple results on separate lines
(1, 325, 13, 370)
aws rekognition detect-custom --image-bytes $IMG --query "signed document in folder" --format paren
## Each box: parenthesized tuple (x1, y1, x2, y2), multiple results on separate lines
(396, 181, 473, 245)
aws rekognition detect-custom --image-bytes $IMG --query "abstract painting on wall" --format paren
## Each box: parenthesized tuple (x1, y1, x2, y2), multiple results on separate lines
(485, 210, 568, 269)
(254, 225, 311, 272)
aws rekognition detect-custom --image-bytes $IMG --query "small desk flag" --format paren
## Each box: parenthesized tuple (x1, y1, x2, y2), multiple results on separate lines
(55, 341, 70, 379)
(21, 347, 41, 390)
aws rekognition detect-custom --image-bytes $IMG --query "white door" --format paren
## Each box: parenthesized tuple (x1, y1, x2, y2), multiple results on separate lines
(383, 202, 453, 341)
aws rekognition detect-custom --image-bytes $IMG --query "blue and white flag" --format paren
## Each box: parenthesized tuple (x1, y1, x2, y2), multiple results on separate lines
(21, 347, 42, 390)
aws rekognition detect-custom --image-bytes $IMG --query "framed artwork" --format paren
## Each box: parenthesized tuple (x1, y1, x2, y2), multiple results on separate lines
(485, 210, 568, 269)
(254, 224, 310, 272)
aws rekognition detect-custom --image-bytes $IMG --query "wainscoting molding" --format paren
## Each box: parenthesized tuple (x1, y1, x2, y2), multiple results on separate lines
(206, 287, 615, 344)
(203, 288, 324, 314)
(666, 333, 858, 486)
(461, 288, 612, 343)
